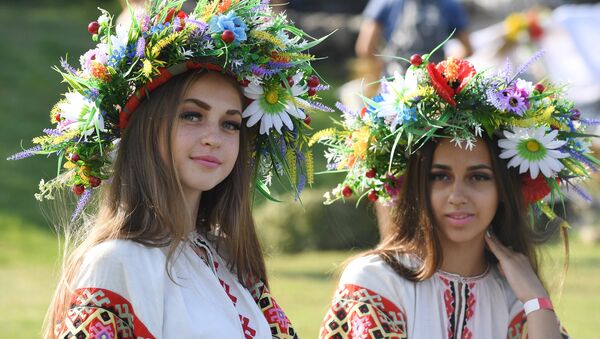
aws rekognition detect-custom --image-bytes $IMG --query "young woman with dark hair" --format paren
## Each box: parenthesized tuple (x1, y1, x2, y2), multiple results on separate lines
(315, 52, 597, 338)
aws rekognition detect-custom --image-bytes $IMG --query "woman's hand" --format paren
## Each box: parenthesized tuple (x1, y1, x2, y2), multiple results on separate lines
(485, 232, 565, 339)
(484, 231, 548, 302)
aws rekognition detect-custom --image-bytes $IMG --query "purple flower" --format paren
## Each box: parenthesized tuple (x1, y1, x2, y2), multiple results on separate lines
(383, 174, 404, 201)
(187, 18, 208, 34)
(137, 14, 151, 32)
(250, 65, 277, 77)
(135, 37, 146, 58)
(335, 102, 358, 118)
(71, 188, 93, 221)
(60, 57, 77, 75)
(306, 100, 334, 112)
(7, 145, 42, 161)
(492, 85, 530, 116)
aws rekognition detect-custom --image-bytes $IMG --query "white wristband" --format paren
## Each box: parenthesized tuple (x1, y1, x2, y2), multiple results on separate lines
(523, 297, 554, 316)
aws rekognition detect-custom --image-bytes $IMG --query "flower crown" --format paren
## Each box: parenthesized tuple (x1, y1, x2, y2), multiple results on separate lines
(312, 46, 600, 222)
(9, 0, 332, 217)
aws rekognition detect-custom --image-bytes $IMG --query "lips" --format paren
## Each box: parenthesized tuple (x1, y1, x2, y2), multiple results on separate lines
(444, 212, 475, 226)
(191, 155, 222, 169)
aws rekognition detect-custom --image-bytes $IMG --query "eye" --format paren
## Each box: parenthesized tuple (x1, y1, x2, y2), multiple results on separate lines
(223, 120, 241, 131)
(471, 173, 493, 182)
(430, 172, 449, 181)
(180, 112, 202, 122)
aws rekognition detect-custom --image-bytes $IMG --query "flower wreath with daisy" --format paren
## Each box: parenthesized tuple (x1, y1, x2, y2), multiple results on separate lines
(311, 40, 600, 223)
(9, 0, 332, 218)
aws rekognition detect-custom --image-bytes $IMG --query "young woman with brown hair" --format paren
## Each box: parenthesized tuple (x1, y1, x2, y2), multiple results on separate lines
(9, 1, 329, 337)
(315, 52, 598, 338)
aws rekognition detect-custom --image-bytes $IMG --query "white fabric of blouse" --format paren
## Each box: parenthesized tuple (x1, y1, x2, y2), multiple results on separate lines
(321, 254, 568, 339)
(69, 236, 272, 339)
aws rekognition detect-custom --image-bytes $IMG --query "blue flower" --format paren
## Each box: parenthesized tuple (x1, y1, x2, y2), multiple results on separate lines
(208, 12, 248, 43)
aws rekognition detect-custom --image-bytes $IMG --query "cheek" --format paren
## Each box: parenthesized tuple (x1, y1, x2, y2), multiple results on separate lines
(476, 185, 499, 215)
(429, 189, 446, 215)
(228, 134, 240, 158)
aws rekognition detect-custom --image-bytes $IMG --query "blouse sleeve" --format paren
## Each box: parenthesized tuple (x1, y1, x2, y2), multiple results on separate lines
(248, 280, 298, 339)
(320, 284, 409, 338)
(55, 240, 160, 339)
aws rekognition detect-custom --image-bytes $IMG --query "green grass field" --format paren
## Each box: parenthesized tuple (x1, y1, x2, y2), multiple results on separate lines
(1, 215, 600, 338)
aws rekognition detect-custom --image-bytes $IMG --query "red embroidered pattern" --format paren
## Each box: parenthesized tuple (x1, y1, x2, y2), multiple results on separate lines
(57, 287, 155, 339)
(439, 276, 476, 339)
(320, 284, 408, 338)
(249, 281, 297, 338)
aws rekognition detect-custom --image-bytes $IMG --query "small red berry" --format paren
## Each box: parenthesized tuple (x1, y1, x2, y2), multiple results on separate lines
(365, 168, 376, 178)
(287, 76, 295, 87)
(534, 83, 545, 93)
(240, 79, 250, 87)
(368, 190, 378, 202)
(221, 30, 235, 44)
(307, 75, 320, 88)
(72, 184, 85, 196)
(70, 154, 80, 162)
(304, 115, 312, 125)
(410, 54, 423, 66)
(87, 21, 100, 35)
(307, 88, 317, 96)
(342, 185, 353, 198)
(54, 113, 61, 121)
(89, 176, 101, 188)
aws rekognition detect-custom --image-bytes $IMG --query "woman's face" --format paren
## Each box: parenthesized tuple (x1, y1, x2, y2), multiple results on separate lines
(429, 138, 499, 249)
(171, 72, 242, 198)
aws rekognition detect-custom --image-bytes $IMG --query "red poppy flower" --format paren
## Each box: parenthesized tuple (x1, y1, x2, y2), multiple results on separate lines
(521, 174, 559, 204)
(164, 9, 188, 24)
(426, 58, 476, 107)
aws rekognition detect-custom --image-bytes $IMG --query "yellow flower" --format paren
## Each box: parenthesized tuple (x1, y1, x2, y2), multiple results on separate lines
(143, 59, 153, 78)
(504, 13, 527, 41)
(306, 151, 314, 185)
(351, 126, 372, 159)
(250, 30, 284, 49)
(78, 166, 91, 181)
(63, 161, 77, 169)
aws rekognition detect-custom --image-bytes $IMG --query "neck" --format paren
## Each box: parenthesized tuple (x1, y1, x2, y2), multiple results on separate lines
(439, 237, 488, 277)
(183, 189, 202, 234)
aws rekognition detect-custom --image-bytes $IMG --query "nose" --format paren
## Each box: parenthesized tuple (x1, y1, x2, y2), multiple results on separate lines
(199, 123, 222, 147)
(448, 181, 467, 206)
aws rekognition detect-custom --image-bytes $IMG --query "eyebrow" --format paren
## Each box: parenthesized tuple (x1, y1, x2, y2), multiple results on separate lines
(183, 98, 241, 116)
(432, 164, 493, 171)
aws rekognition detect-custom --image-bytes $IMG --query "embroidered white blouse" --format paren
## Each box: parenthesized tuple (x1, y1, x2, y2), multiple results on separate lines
(321, 254, 568, 339)
(57, 234, 296, 338)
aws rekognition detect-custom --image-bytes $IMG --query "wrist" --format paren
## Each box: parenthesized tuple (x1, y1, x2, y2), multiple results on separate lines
(523, 297, 554, 316)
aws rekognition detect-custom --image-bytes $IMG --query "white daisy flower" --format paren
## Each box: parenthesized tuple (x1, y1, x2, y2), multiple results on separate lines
(242, 73, 307, 135)
(498, 126, 569, 179)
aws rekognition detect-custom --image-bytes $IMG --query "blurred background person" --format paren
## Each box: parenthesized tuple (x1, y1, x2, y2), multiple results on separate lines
(356, 0, 473, 76)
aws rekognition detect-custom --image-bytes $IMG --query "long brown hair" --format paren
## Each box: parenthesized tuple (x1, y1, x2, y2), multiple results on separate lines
(374, 135, 550, 282)
(43, 70, 266, 338)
